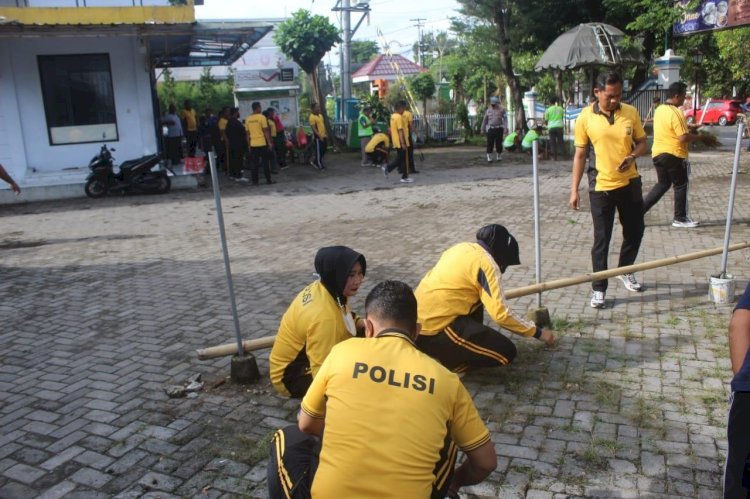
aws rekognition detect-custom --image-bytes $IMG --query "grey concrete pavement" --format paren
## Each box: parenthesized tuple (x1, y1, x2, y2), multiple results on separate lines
(2, 141, 750, 498)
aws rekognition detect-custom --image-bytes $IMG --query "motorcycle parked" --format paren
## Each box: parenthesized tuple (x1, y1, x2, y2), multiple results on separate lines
(84, 145, 170, 198)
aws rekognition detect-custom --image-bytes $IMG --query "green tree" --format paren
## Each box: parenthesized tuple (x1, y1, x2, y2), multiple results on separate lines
(455, 0, 529, 131)
(714, 27, 750, 96)
(198, 67, 216, 108)
(351, 40, 379, 64)
(274, 10, 342, 136)
(160, 68, 177, 111)
(408, 72, 436, 120)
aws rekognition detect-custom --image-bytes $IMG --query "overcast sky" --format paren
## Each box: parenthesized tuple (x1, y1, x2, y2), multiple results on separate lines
(196, 0, 463, 62)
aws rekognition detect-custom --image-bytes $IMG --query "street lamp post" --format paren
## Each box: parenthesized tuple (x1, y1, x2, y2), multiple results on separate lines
(692, 49, 704, 119)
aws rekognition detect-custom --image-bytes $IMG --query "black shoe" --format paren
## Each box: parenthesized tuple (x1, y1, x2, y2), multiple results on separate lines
(267, 180, 275, 185)
(411, 170, 420, 174)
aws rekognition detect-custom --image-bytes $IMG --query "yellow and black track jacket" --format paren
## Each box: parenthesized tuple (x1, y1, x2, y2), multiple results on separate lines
(415, 242, 536, 337)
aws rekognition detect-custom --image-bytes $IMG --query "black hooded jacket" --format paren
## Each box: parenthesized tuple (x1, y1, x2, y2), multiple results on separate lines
(315, 246, 367, 306)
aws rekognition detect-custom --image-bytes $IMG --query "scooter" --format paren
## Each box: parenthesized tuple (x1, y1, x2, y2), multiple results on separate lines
(84, 145, 170, 198)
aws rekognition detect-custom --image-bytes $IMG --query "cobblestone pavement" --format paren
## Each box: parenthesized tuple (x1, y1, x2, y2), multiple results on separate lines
(2, 142, 750, 498)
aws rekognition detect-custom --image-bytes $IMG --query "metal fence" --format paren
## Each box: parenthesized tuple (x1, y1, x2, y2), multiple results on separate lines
(624, 88, 670, 123)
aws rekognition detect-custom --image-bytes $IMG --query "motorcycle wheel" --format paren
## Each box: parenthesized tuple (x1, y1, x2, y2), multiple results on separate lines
(85, 178, 108, 198)
(156, 174, 171, 194)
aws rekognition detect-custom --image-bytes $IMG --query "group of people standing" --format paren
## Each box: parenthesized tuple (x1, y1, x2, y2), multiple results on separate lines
(480, 95, 567, 160)
(357, 101, 418, 183)
(161, 100, 289, 184)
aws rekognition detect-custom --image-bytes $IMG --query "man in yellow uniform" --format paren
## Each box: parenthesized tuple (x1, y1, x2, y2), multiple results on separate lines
(364, 127, 390, 166)
(402, 102, 418, 173)
(309, 103, 327, 170)
(569, 72, 648, 309)
(268, 280, 496, 499)
(180, 100, 198, 157)
(382, 101, 413, 183)
(415, 224, 555, 372)
(244, 102, 274, 185)
(643, 81, 709, 228)
(269, 246, 366, 398)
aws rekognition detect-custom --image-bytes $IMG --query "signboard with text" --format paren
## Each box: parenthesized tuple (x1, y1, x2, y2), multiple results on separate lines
(674, 0, 750, 35)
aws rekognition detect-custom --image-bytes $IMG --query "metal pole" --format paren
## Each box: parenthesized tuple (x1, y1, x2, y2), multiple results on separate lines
(342, 0, 352, 106)
(531, 140, 542, 307)
(208, 151, 244, 357)
(720, 122, 746, 277)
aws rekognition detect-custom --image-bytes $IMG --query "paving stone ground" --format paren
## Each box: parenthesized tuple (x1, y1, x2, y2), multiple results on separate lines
(2, 140, 750, 498)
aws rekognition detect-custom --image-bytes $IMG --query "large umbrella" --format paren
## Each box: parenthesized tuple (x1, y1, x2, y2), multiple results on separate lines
(535, 22, 644, 71)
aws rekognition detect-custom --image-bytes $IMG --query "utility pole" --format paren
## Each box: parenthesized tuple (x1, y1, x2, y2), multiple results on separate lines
(333, 0, 371, 120)
(410, 18, 426, 66)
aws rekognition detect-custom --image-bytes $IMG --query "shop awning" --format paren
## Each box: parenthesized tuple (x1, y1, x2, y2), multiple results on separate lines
(0, 19, 274, 68)
(145, 21, 274, 68)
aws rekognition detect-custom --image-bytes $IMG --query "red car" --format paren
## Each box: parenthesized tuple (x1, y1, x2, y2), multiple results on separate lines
(684, 99, 742, 126)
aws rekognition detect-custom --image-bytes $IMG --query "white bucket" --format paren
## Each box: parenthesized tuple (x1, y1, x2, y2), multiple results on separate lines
(708, 273, 736, 304)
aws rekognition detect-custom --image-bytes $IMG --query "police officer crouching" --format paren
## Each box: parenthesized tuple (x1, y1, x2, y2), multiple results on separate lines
(267, 280, 497, 498)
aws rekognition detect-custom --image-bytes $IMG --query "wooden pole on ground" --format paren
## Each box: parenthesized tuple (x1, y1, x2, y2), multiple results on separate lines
(196, 241, 750, 360)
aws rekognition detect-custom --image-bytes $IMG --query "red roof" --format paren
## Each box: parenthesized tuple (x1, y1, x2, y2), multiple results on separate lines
(352, 54, 426, 80)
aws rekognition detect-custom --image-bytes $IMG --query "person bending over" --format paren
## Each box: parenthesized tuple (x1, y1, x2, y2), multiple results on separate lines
(269, 246, 366, 398)
(415, 224, 555, 372)
(268, 280, 497, 498)
(365, 128, 391, 166)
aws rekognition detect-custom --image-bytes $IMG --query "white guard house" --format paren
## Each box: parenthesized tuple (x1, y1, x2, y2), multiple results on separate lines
(0, 0, 272, 202)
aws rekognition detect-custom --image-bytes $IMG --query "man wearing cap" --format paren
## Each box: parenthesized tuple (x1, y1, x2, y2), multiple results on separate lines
(414, 224, 555, 372)
(481, 96, 507, 163)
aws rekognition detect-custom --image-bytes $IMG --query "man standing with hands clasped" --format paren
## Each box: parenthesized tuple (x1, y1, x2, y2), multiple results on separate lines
(642, 81, 709, 228)
(481, 96, 507, 163)
(569, 72, 648, 309)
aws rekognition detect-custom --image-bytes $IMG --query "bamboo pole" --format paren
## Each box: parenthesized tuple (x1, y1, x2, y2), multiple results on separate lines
(196, 241, 750, 360)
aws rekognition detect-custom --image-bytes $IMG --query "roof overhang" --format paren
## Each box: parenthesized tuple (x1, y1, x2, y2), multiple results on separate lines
(0, 20, 274, 68)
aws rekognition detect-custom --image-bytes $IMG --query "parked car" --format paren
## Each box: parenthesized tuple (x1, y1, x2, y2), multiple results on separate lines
(684, 99, 742, 126)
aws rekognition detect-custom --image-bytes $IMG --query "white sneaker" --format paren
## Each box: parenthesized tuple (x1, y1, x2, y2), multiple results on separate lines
(616, 273, 643, 292)
(496, 154, 502, 161)
(400, 177, 414, 183)
(237, 177, 249, 183)
(486, 154, 492, 163)
(381, 165, 389, 178)
(590, 291, 606, 308)
(672, 218, 699, 228)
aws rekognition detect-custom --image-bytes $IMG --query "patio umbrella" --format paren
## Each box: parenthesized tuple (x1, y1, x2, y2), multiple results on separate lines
(534, 22, 644, 71)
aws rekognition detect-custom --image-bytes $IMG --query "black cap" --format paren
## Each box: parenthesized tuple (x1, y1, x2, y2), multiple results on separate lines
(476, 224, 520, 267)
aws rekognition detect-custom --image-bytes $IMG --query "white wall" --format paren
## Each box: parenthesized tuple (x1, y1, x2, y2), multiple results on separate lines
(0, 45, 28, 180)
(6, 35, 158, 174)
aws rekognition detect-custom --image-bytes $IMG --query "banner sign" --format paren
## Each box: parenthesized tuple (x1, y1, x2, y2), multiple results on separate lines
(674, 0, 750, 35)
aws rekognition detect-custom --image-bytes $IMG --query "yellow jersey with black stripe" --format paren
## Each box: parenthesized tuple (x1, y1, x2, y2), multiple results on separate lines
(301, 331, 490, 498)
(268, 118, 277, 138)
(180, 108, 197, 131)
(390, 112, 405, 149)
(415, 242, 536, 337)
(244, 113, 269, 147)
(574, 102, 646, 191)
(365, 133, 390, 153)
(402, 109, 413, 146)
(269, 280, 356, 397)
(651, 103, 689, 159)
(309, 113, 327, 139)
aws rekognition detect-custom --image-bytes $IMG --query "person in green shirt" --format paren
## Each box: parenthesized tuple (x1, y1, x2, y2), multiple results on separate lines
(544, 97, 565, 160)
(521, 126, 543, 152)
(503, 131, 520, 152)
(357, 106, 375, 167)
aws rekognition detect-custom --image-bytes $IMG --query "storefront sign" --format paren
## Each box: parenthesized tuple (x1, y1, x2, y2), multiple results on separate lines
(674, 0, 750, 35)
